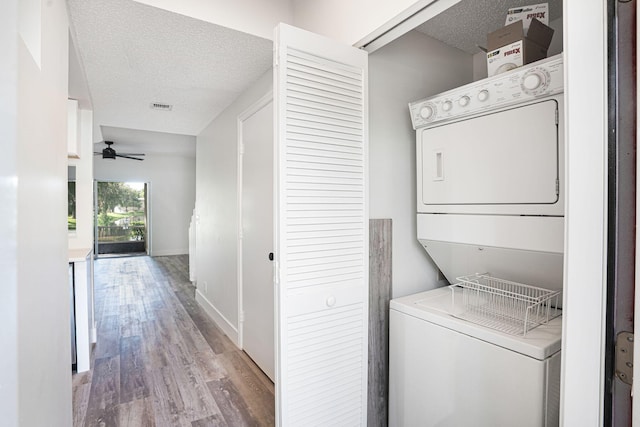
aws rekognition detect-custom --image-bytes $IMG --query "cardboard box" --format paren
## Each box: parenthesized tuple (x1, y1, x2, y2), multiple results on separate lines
(505, 3, 549, 31)
(486, 18, 554, 76)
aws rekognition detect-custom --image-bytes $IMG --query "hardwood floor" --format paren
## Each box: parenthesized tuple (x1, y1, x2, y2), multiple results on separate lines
(73, 255, 275, 427)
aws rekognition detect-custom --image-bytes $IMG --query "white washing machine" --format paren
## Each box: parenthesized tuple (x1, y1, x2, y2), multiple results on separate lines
(389, 287, 561, 427)
(390, 54, 565, 426)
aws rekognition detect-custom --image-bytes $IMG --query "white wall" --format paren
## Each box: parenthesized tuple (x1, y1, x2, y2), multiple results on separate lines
(69, 109, 94, 250)
(195, 70, 273, 343)
(133, 0, 293, 40)
(0, 0, 73, 425)
(0, 1, 19, 423)
(94, 151, 196, 256)
(560, 0, 608, 424)
(137, 0, 451, 47)
(369, 30, 473, 298)
(292, 0, 452, 46)
(68, 35, 92, 110)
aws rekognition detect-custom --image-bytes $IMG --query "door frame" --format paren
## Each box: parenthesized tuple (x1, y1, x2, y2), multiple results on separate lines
(560, 1, 609, 424)
(93, 179, 151, 257)
(236, 91, 274, 349)
(633, 5, 639, 424)
(93, 180, 98, 258)
(145, 181, 152, 256)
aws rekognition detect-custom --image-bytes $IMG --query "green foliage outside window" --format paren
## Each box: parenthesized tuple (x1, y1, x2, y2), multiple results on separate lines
(68, 181, 76, 230)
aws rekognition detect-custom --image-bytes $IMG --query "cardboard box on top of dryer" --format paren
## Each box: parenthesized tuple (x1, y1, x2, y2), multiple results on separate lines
(486, 4, 554, 77)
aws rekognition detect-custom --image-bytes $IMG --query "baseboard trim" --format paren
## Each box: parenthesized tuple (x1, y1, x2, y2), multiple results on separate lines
(195, 290, 240, 348)
(151, 249, 188, 257)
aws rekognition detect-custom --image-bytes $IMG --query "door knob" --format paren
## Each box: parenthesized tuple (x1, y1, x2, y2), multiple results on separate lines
(268, 252, 274, 261)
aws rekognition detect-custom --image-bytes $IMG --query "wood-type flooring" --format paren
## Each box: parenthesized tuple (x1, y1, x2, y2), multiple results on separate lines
(73, 255, 275, 427)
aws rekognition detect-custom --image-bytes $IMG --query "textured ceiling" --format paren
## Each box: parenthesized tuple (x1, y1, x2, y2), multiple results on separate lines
(414, 0, 563, 54)
(67, 0, 273, 146)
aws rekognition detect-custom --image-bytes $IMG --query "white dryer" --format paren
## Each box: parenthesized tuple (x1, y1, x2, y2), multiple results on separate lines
(389, 54, 565, 427)
(413, 54, 565, 292)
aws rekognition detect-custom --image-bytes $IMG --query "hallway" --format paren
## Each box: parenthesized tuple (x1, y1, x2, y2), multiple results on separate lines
(73, 255, 275, 426)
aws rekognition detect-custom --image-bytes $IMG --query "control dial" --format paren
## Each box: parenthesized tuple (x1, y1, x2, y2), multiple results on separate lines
(521, 67, 551, 95)
(458, 96, 470, 107)
(442, 101, 453, 112)
(477, 90, 489, 102)
(419, 104, 434, 120)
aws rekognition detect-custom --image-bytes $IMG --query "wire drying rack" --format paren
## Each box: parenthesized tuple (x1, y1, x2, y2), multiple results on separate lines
(450, 273, 562, 336)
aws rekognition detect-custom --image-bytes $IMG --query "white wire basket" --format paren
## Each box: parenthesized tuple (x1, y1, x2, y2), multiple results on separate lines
(450, 273, 562, 336)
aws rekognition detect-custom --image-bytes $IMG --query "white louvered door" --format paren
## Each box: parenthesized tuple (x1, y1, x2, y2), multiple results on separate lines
(273, 24, 369, 426)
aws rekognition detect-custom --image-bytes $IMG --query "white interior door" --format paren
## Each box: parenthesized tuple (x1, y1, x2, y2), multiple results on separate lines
(274, 23, 369, 426)
(241, 97, 275, 381)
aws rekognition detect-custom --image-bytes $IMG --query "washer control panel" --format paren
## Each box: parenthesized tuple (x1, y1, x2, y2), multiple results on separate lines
(409, 54, 563, 129)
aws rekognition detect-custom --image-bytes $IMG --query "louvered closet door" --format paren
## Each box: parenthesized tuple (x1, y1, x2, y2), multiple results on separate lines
(273, 23, 369, 426)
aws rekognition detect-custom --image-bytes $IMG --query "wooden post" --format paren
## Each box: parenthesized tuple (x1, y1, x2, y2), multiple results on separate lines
(368, 219, 392, 427)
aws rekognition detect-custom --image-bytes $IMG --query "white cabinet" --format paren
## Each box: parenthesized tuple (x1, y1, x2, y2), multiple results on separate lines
(67, 99, 80, 158)
(69, 248, 94, 372)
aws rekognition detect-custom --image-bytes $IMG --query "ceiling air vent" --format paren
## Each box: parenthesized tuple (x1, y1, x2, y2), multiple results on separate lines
(150, 102, 173, 111)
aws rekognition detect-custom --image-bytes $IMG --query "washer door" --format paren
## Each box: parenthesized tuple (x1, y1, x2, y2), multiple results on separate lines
(418, 99, 559, 212)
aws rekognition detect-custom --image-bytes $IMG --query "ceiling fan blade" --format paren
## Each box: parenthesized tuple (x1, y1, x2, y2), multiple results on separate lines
(117, 153, 146, 156)
(115, 154, 144, 161)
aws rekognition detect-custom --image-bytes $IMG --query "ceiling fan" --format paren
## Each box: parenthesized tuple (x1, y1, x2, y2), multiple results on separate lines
(94, 141, 145, 161)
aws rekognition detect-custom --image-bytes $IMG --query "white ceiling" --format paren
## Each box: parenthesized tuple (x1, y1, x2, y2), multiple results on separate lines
(414, 0, 563, 54)
(67, 0, 273, 153)
(70, 0, 563, 157)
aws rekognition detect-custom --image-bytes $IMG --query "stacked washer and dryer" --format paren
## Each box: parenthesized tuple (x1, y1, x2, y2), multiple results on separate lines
(389, 54, 565, 427)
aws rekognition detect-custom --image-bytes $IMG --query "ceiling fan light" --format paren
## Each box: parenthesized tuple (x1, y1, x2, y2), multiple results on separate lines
(99, 140, 144, 160)
(102, 147, 116, 159)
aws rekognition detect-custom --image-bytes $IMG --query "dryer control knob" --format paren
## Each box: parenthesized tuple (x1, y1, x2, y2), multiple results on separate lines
(521, 68, 551, 95)
(442, 101, 453, 112)
(523, 73, 543, 90)
(477, 90, 489, 102)
(458, 96, 470, 107)
(419, 105, 434, 120)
